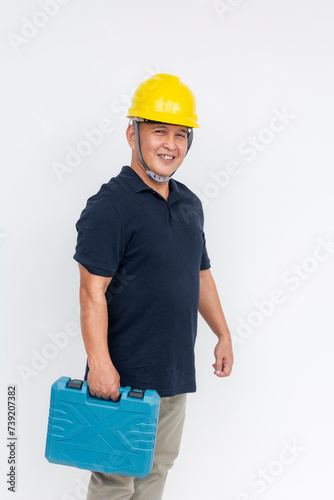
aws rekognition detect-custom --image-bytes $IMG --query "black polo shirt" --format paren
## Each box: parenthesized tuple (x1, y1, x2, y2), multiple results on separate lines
(73, 165, 211, 397)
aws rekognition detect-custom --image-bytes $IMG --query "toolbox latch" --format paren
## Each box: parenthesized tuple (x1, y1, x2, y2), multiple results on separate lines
(67, 379, 84, 390)
(128, 389, 145, 399)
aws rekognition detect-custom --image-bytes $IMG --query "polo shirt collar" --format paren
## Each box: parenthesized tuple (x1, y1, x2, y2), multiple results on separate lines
(119, 165, 180, 195)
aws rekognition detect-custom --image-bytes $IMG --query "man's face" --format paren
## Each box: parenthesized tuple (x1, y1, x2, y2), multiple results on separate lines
(135, 122, 188, 177)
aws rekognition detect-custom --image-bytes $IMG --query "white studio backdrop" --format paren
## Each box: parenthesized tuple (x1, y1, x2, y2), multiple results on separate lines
(1, 0, 334, 499)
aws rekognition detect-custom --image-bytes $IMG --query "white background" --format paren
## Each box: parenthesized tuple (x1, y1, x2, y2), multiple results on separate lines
(1, 0, 334, 499)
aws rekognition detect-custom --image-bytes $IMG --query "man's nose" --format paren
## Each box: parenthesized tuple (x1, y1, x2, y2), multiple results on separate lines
(162, 134, 177, 149)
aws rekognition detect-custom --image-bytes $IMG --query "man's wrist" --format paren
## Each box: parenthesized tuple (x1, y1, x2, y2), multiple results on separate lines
(216, 330, 232, 342)
(87, 352, 113, 370)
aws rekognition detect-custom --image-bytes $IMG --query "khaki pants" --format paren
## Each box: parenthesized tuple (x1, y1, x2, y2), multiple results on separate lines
(86, 393, 187, 500)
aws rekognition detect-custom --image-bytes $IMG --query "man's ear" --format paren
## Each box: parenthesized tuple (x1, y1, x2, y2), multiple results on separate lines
(126, 123, 136, 150)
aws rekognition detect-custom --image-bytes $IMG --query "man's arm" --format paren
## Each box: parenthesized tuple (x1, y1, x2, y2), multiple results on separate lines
(199, 268, 233, 377)
(78, 262, 120, 400)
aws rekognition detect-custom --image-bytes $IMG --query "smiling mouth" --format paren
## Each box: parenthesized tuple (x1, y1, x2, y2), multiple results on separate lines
(158, 154, 175, 160)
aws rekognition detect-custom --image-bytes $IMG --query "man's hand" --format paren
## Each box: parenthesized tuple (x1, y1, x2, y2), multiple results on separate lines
(212, 336, 234, 377)
(87, 359, 121, 401)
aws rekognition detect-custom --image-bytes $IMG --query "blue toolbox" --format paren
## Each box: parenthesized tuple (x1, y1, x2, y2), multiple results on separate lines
(45, 376, 160, 478)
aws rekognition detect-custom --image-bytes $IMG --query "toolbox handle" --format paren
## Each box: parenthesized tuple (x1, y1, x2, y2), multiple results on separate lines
(65, 378, 124, 405)
(85, 384, 125, 405)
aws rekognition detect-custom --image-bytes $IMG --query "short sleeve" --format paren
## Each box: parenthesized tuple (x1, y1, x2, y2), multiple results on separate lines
(73, 194, 125, 277)
(199, 202, 211, 271)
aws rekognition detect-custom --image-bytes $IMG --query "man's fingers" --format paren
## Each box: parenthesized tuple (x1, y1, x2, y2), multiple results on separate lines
(110, 390, 121, 402)
(91, 392, 120, 401)
(213, 357, 223, 375)
(88, 386, 120, 401)
(212, 359, 232, 377)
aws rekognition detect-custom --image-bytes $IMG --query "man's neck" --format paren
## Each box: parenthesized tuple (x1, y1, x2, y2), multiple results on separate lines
(130, 160, 170, 201)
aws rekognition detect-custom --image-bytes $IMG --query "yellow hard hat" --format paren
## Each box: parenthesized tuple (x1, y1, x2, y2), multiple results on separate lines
(127, 73, 200, 128)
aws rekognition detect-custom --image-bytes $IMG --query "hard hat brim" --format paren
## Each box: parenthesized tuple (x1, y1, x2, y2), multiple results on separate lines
(127, 110, 200, 129)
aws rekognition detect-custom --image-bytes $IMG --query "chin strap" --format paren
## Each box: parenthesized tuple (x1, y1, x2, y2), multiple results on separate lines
(132, 120, 194, 183)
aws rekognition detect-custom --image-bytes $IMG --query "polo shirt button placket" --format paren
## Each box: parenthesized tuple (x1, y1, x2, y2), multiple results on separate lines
(166, 202, 173, 221)
(151, 189, 174, 221)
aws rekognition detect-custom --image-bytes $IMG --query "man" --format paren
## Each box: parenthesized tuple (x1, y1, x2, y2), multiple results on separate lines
(73, 73, 233, 500)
